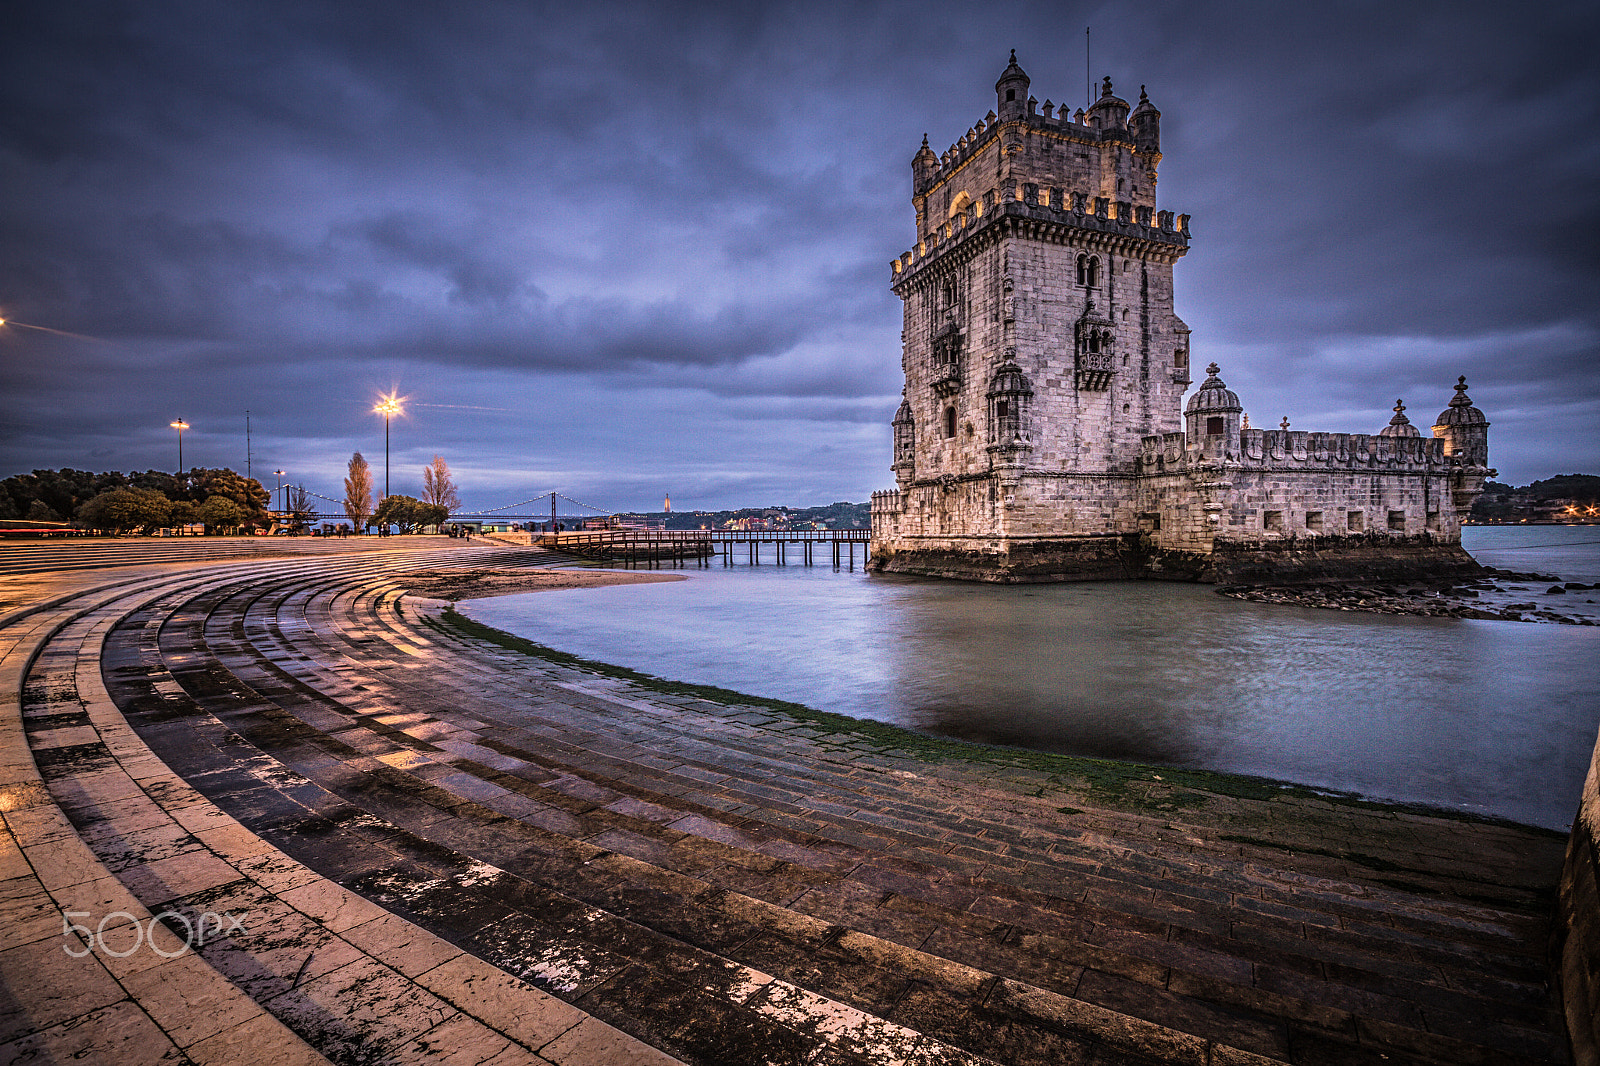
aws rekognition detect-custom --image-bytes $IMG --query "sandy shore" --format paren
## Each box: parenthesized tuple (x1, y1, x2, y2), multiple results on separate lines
(395, 566, 686, 601)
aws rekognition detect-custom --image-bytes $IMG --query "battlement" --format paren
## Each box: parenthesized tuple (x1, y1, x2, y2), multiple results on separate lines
(891, 196, 1188, 283)
(870, 489, 904, 519)
(1138, 428, 1452, 473)
(918, 99, 1145, 198)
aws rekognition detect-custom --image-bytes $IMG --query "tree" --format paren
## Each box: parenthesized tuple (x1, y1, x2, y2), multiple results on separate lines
(286, 485, 313, 533)
(416, 502, 449, 530)
(2, 468, 113, 522)
(344, 453, 374, 530)
(76, 488, 172, 533)
(421, 456, 461, 513)
(197, 495, 246, 533)
(373, 494, 424, 533)
(180, 469, 270, 527)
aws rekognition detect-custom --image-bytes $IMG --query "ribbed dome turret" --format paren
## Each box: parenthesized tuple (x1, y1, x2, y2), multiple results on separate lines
(1185, 363, 1241, 414)
(1434, 376, 1488, 427)
(1087, 75, 1130, 130)
(1379, 399, 1421, 438)
(986, 359, 1034, 398)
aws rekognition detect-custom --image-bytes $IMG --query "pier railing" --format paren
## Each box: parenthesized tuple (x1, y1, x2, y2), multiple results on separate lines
(541, 528, 871, 567)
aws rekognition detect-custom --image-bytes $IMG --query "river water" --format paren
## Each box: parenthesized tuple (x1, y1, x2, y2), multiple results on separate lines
(462, 525, 1600, 831)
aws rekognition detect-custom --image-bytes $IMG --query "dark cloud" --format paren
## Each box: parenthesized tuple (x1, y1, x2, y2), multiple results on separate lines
(2, 0, 1596, 510)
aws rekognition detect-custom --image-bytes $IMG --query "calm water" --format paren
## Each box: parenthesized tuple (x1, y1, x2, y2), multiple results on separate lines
(463, 525, 1600, 830)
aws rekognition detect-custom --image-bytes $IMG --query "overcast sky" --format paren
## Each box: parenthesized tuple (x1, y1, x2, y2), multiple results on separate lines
(2, 0, 1595, 514)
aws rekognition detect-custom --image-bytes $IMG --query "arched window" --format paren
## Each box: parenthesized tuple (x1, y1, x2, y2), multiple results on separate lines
(1086, 256, 1100, 288)
(1076, 254, 1087, 286)
(944, 406, 957, 439)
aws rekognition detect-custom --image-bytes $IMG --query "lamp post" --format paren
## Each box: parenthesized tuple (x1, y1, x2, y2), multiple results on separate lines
(169, 419, 188, 475)
(274, 470, 286, 527)
(372, 395, 403, 500)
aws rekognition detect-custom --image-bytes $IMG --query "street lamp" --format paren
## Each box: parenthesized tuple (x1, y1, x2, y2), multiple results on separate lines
(372, 394, 404, 499)
(169, 419, 188, 475)
(274, 470, 286, 525)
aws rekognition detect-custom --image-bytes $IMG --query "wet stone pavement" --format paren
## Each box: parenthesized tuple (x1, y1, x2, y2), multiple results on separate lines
(0, 539, 1578, 1064)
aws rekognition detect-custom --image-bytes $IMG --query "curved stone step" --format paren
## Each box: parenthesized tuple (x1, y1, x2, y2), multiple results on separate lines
(8, 557, 693, 1065)
(84, 560, 1561, 1056)
(101, 573, 1255, 1064)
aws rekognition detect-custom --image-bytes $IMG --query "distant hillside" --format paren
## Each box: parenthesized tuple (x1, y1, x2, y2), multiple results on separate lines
(619, 501, 869, 531)
(1472, 474, 1600, 521)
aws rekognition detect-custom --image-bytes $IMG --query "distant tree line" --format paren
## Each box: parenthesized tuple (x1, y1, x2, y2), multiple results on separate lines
(1472, 474, 1600, 521)
(342, 453, 459, 534)
(651, 501, 870, 532)
(0, 468, 271, 533)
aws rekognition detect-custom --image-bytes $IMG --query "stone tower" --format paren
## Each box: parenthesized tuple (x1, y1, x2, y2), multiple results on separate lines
(875, 53, 1192, 578)
(871, 56, 1490, 584)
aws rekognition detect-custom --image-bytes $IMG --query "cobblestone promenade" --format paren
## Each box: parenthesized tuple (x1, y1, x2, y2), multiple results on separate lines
(0, 538, 1574, 1064)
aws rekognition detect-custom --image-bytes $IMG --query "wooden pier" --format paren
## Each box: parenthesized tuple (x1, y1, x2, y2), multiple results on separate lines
(540, 527, 871, 568)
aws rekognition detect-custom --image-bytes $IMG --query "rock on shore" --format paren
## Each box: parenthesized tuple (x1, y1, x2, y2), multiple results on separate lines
(1219, 568, 1600, 625)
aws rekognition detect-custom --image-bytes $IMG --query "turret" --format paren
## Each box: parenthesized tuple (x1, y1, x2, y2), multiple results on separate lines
(1432, 376, 1492, 519)
(1185, 363, 1242, 446)
(995, 50, 1030, 122)
(1086, 76, 1129, 131)
(912, 134, 937, 195)
(1129, 86, 1160, 154)
(1378, 399, 1421, 438)
(1431, 376, 1490, 467)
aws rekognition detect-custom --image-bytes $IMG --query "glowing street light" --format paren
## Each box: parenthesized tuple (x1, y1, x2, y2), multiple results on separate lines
(274, 469, 286, 520)
(169, 419, 189, 475)
(372, 394, 404, 499)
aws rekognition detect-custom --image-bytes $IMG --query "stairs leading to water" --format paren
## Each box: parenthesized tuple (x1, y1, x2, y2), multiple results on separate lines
(1, 543, 1572, 1064)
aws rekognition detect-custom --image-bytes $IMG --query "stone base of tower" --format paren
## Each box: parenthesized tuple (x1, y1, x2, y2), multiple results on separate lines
(868, 529, 1485, 586)
(1199, 534, 1484, 586)
(868, 533, 1144, 583)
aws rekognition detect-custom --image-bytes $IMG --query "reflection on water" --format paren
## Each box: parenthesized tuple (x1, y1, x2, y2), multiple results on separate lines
(462, 526, 1600, 830)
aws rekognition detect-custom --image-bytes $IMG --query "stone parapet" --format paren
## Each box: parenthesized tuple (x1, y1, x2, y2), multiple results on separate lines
(892, 197, 1188, 284)
(1139, 429, 1456, 474)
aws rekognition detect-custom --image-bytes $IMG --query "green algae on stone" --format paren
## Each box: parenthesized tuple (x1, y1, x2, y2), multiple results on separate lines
(429, 607, 1553, 830)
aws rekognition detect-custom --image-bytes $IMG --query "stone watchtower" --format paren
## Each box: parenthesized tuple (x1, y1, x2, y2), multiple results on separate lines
(871, 53, 1193, 579)
(870, 55, 1491, 584)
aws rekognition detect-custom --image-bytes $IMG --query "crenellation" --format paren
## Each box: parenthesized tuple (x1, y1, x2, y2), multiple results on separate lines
(873, 54, 1491, 584)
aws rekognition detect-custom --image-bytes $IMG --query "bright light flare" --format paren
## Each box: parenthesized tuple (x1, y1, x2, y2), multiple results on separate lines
(170, 419, 189, 431)
(0, 316, 104, 342)
(373, 393, 406, 418)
